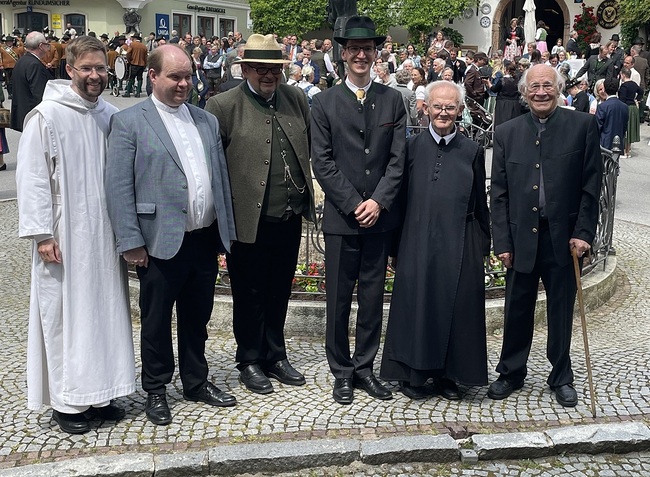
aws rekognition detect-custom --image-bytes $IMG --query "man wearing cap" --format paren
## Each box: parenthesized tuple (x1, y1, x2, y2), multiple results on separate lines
(311, 16, 406, 405)
(0, 36, 22, 99)
(206, 35, 315, 395)
(566, 78, 589, 113)
(124, 33, 147, 97)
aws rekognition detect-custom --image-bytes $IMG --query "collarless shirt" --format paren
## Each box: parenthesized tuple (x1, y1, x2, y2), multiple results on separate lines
(151, 93, 215, 231)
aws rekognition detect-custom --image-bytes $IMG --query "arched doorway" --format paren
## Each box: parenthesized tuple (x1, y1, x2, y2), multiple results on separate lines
(492, 0, 569, 53)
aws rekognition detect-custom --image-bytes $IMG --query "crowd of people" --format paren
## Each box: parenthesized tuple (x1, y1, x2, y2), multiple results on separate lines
(7, 16, 646, 436)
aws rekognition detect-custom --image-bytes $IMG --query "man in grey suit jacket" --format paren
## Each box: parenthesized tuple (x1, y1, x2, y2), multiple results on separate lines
(105, 45, 238, 426)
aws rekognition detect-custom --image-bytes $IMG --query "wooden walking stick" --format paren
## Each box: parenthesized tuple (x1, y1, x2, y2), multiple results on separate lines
(571, 247, 597, 417)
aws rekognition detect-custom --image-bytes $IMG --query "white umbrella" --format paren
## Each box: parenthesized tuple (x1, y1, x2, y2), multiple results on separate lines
(523, 0, 537, 46)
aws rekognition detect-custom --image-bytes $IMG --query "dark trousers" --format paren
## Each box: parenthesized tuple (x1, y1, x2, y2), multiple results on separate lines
(137, 223, 220, 395)
(227, 214, 302, 370)
(495, 226, 578, 387)
(4, 68, 12, 97)
(324, 232, 392, 379)
(126, 65, 145, 94)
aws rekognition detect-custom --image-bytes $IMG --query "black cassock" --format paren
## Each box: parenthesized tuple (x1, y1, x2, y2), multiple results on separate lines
(380, 130, 491, 387)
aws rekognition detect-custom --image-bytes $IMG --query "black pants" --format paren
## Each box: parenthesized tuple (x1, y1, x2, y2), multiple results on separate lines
(137, 222, 220, 395)
(4, 68, 12, 97)
(495, 225, 578, 387)
(126, 65, 145, 94)
(324, 232, 392, 379)
(227, 214, 302, 370)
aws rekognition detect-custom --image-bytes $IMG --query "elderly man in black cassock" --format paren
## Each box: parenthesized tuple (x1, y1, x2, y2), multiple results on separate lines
(380, 81, 491, 400)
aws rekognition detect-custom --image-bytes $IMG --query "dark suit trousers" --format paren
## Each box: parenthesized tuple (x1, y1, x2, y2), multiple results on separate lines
(495, 225, 577, 387)
(227, 214, 302, 369)
(324, 232, 392, 379)
(137, 222, 220, 395)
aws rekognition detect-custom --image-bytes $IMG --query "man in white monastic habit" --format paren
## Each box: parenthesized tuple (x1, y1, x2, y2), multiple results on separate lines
(16, 35, 135, 435)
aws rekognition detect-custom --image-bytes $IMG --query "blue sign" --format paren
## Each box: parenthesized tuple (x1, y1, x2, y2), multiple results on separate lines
(155, 13, 169, 39)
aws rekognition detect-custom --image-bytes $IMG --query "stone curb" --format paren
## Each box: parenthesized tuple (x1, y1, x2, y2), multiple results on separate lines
(3, 421, 649, 477)
(128, 256, 618, 337)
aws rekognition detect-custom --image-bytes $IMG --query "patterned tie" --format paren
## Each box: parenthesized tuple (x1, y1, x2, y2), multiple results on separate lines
(356, 89, 366, 103)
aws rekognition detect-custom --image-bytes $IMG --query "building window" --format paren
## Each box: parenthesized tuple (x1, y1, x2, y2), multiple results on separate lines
(198, 16, 214, 38)
(64, 14, 86, 36)
(173, 13, 192, 37)
(219, 18, 235, 39)
(16, 12, 48, 34)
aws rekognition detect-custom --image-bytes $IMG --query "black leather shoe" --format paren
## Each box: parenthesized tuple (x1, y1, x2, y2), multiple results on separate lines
(487, 377, 524, 400)
(432, 378, 461, 401)
(134, 92, 141, 98)
(399, 381, 431, 400)
(353, 374, 393, 400)
(552, 384, 578, 407)
(85, 400, 126, 421)
(0, 164, 6, 171)
(145, 393, 172, 426)
(265, 359, 306, 386)
(333, 378, 353, 404)
(240, 364, 274, 394)
(184, 382, 237, 407)
(52, 410, 90, 434)
(123, 93, 131, 97)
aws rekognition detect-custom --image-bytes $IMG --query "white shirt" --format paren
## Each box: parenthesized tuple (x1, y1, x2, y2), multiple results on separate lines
(151, 94, 215, 231)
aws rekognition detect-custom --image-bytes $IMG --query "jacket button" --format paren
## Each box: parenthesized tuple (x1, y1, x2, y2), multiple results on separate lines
(182, 184, 188, 189)
(535, 163, 540, 169)
(364, 148, 370, 154)
(365, 169, 370, 175)
(535, 140, 540, 146)
(260, 181, 266, 186)
(532, 206, 538, 212)
(266, 139, 271, 144)
(182, 208, 187, 214)
(256, 203, 261, 208)
(533, 185, 538, 190)
(266, 119, 271, 124)
(264, 160, 269, 165)
(532, 227, 538, 233)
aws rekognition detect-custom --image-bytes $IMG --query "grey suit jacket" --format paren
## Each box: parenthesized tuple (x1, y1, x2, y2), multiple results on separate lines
(105, 97, 236, 260)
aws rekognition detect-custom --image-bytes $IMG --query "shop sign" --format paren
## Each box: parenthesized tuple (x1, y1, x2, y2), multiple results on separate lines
(186, 4, 225, 13)
(156, 13, 169, 40)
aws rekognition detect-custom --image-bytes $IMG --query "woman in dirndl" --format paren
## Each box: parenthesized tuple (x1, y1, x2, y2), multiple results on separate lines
(535, 21, 548, 53)
(618, 68, 644, 158)
(503, 18, 523, 61)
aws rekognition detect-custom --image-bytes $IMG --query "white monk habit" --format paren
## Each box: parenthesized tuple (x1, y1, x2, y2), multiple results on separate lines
(16, 80, 136, 413)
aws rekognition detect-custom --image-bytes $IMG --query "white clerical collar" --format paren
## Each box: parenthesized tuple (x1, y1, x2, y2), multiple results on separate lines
(428, 124, 457, 145)
(345, 77, 371, 95)
(151, 93, 184, 114)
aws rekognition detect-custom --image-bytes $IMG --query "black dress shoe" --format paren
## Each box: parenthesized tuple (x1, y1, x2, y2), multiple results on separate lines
(487, 377, 524, 400)
(552, 384, 578, 407)
(432, 378, 461, 401)
(184, 382, 237, 407)
(265, 359, 306, 386)
(0, 164, 6, 171)
(145, 393, 172, 426)
(240, 364, 274, 394)
(333, 378, 353, 404)
(399, 381, 431, 400)
(52, 410, 90, 434)
(353, 374, 393, 400)
(85, 400, 126, 421)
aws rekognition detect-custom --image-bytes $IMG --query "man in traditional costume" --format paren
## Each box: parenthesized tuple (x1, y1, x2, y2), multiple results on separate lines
(380, 81, 491, 400)
(16, 35, 136, 435)
(206, 34, 315, 396)
(311, 16, 406, 405)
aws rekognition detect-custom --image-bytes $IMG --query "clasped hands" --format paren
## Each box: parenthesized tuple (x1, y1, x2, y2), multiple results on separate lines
(355, 199, 382, 228)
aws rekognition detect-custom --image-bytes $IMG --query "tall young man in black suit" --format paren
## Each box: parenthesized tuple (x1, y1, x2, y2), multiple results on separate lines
(311, 16, 406, 405)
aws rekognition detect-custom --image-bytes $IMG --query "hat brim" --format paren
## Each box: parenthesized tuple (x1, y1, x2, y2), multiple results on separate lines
(235, 57, 290, 64)
(334, 34, 386, 46)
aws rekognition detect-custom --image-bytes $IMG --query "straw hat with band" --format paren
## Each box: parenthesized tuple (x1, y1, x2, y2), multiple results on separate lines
(235, 34, 290, 64)
(333, 15, 385, 45)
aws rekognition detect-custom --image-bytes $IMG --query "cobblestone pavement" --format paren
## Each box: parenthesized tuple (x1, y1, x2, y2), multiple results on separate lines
(247, 451, 650, 476)
(1, 196, 649, 471)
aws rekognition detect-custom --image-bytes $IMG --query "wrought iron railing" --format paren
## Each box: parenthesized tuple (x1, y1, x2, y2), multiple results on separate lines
(215, 134, 620, 295)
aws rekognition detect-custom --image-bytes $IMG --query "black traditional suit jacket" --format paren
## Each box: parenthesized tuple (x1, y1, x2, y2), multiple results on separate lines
(311, 82, 406, 235)
(490, 107, 603, 274)
(10, 52, 52, 131)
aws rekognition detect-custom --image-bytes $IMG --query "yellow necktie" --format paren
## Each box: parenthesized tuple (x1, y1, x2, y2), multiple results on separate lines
(356, 89, 366, 102)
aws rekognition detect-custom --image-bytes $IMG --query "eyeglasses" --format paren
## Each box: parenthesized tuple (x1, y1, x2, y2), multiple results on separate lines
(344, 46, 375, 56)
(247, 65, 283, 75)
(69, 65, 109, 75)
(528, 82, 555, 92)
(429, 104, 458, 114)
(39, 42, 51, 49)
